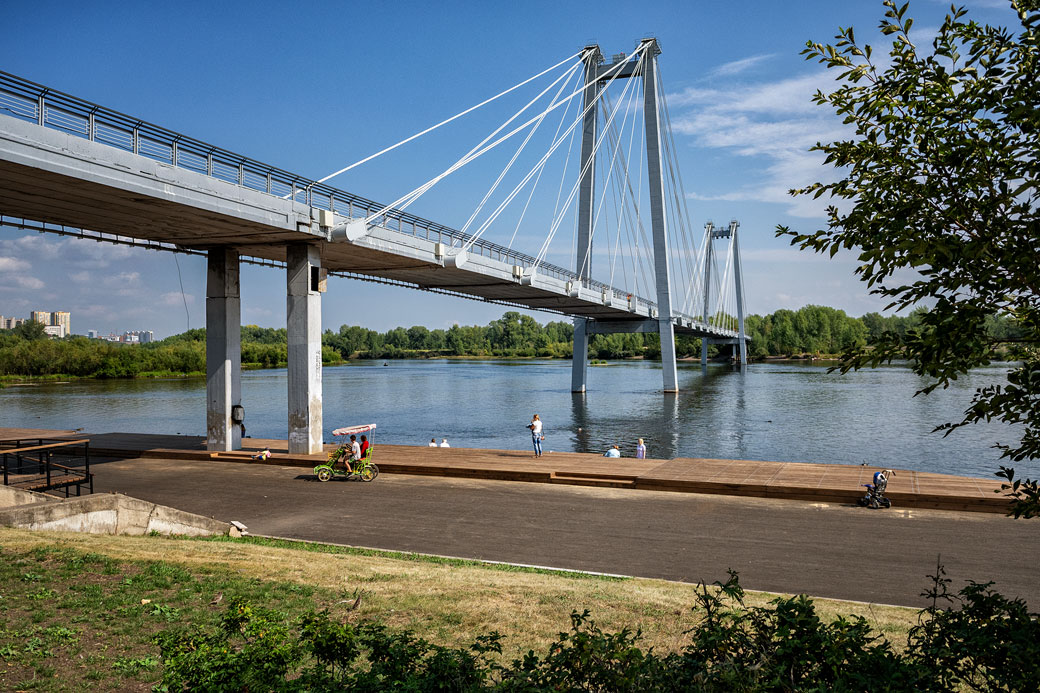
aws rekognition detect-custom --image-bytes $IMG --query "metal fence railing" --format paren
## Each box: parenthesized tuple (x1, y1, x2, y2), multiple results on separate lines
(0, 437, 93, 497)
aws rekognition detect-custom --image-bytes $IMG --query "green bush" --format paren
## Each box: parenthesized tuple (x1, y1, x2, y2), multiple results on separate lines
(154, 570, 1039, 692)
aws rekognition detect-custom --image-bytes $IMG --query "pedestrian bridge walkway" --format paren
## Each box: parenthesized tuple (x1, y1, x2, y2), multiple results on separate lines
(22, 428, 1008, 515)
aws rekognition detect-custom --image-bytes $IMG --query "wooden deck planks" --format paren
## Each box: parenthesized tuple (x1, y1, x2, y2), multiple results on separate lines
(0, 427, 1011, 514)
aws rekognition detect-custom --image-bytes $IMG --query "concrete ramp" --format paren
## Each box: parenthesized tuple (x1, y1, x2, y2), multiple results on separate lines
(0, 492, 238, 537)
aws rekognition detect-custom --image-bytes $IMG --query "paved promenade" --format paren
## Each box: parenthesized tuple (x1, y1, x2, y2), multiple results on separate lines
(3, 427, 1036, 608)
(48, 429, 1011, 514)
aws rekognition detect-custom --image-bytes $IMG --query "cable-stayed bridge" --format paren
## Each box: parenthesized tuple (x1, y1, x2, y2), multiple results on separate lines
(0, 38, 748, 453)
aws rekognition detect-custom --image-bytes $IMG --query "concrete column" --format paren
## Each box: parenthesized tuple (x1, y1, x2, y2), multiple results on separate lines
(571, 46, 601, 394)
(287, 243, 323, 454)
(701, 223, 714, 367)
(571, 318, 589, 393)
(206, 248, 241, 451)
(641, 39, 678, 392)
(731, 221, 748, 365)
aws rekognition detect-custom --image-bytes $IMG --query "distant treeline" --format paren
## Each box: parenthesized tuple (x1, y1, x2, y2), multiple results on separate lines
(0, 306, 1025, 378)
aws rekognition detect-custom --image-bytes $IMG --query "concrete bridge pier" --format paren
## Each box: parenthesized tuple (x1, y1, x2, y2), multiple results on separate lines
(206, 248, 242, 451)
(571, 318, 589, 393)
(287, 243, 323, 454)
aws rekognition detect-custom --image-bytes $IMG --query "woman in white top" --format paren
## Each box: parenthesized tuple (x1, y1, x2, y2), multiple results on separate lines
(439, 438, 450, 448)
(528, 414, 543, 457)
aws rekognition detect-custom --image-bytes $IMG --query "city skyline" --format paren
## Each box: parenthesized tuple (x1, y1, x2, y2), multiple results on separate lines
(0, 0, 1019, 338)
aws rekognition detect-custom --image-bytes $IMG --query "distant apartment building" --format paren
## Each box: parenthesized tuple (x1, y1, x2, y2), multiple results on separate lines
(97, 330, 154, 343)
(11, 309, 73, 337)
(51, 311, 71, 335)
(88, 329, 98, 339)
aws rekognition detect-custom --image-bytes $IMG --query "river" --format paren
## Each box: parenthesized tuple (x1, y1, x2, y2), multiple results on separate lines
(0, 359, 1019, 479)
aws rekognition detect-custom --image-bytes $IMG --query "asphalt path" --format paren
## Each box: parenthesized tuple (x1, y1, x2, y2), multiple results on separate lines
(90, 457, 1040, 609)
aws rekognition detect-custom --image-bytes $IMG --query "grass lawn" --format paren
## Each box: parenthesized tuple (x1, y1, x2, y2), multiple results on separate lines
(0, 527, 920, 691)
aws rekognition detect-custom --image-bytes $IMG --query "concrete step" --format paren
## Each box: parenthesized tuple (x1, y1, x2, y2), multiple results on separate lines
(551, 473, 637, 488)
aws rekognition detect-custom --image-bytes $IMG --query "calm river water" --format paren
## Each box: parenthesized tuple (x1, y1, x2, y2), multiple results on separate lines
(0, 360, 1019, 479)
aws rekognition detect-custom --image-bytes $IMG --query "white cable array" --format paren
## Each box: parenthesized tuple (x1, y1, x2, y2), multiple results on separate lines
(506, 67, 582, 249)
(366, 53, 595, 228)
(656, 66, 703, 321)
(584, 51, 646, 284)
(531, 43, 651, 269)
(601, 81, 653, 298)
(311, 51, 583, 188)
(713, 235, 735, 328)
(455, 60, 583, 241)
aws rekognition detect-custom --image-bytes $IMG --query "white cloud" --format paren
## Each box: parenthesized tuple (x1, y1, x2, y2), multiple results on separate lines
(668, 70, 853, 218)
(0, 275, 45, 290)
(160, 291, 196, 306)
(0, 257, 31, 272)
(102, 271, 142, 288)
(708, 53, 776, 78)
(70, 271, 91, 283)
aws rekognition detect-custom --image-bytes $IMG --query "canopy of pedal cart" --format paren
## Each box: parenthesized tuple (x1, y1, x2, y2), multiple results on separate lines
(331, 423, 377, 436)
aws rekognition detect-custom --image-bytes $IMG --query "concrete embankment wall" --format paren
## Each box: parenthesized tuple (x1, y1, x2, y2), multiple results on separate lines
(0, 485, 56, 508)
(0, 492, 237, 537)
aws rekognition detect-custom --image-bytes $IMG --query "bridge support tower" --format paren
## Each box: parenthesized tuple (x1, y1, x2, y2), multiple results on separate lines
(571, 38, 679, 393)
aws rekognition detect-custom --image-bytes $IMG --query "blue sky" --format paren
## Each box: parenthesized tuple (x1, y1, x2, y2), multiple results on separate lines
(0, 0, 1019, 337)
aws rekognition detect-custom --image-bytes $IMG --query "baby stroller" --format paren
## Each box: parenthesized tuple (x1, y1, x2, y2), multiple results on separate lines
(858, 469, 894, 509)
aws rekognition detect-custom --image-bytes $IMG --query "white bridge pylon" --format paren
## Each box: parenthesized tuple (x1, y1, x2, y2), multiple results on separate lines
(563, 39, 748, 392)
(325, 38, 750, 392)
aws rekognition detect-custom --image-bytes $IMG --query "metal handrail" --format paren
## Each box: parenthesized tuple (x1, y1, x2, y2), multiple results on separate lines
(0, 437, 92, 496)
(0, 70, 658, 305)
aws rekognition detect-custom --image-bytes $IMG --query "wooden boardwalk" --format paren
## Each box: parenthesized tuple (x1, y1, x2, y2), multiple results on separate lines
(1, 428, 1010, 514)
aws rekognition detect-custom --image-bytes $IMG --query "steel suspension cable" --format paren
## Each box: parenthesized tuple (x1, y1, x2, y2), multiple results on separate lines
(312, 51, 583, 187)
(507, 66, 583, 249)
(367, 54, 595, 228)
(456, 60, 583, 242)
(584, 54, 644, 285)
(532, 43, 650, 268)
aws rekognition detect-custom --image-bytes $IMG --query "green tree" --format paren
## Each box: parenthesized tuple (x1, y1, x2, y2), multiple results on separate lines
(14, 320, 48, 341)
(779, 0, 1040, 515)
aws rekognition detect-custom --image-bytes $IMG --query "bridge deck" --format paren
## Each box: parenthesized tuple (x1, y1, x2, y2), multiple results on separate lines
(0, 73, 738, 337)
(15, 429, 1007, 514)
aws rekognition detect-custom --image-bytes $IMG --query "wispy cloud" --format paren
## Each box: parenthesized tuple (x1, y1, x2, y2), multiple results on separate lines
(668, 69, 850, 218)
(708, 53, 776, 77)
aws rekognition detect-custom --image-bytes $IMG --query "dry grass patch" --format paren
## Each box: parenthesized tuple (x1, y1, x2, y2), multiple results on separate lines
(0, 527, 918, 657)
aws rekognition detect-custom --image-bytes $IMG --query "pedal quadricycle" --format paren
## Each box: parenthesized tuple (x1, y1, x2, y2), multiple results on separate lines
(314, 423, 379, 482)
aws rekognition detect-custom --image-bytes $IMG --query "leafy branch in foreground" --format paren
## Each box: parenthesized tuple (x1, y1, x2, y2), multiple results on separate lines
(777, 0, 1040, 515)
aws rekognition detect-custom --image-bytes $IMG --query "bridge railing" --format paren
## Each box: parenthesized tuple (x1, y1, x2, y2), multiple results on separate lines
(0, 71, 657, 311)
